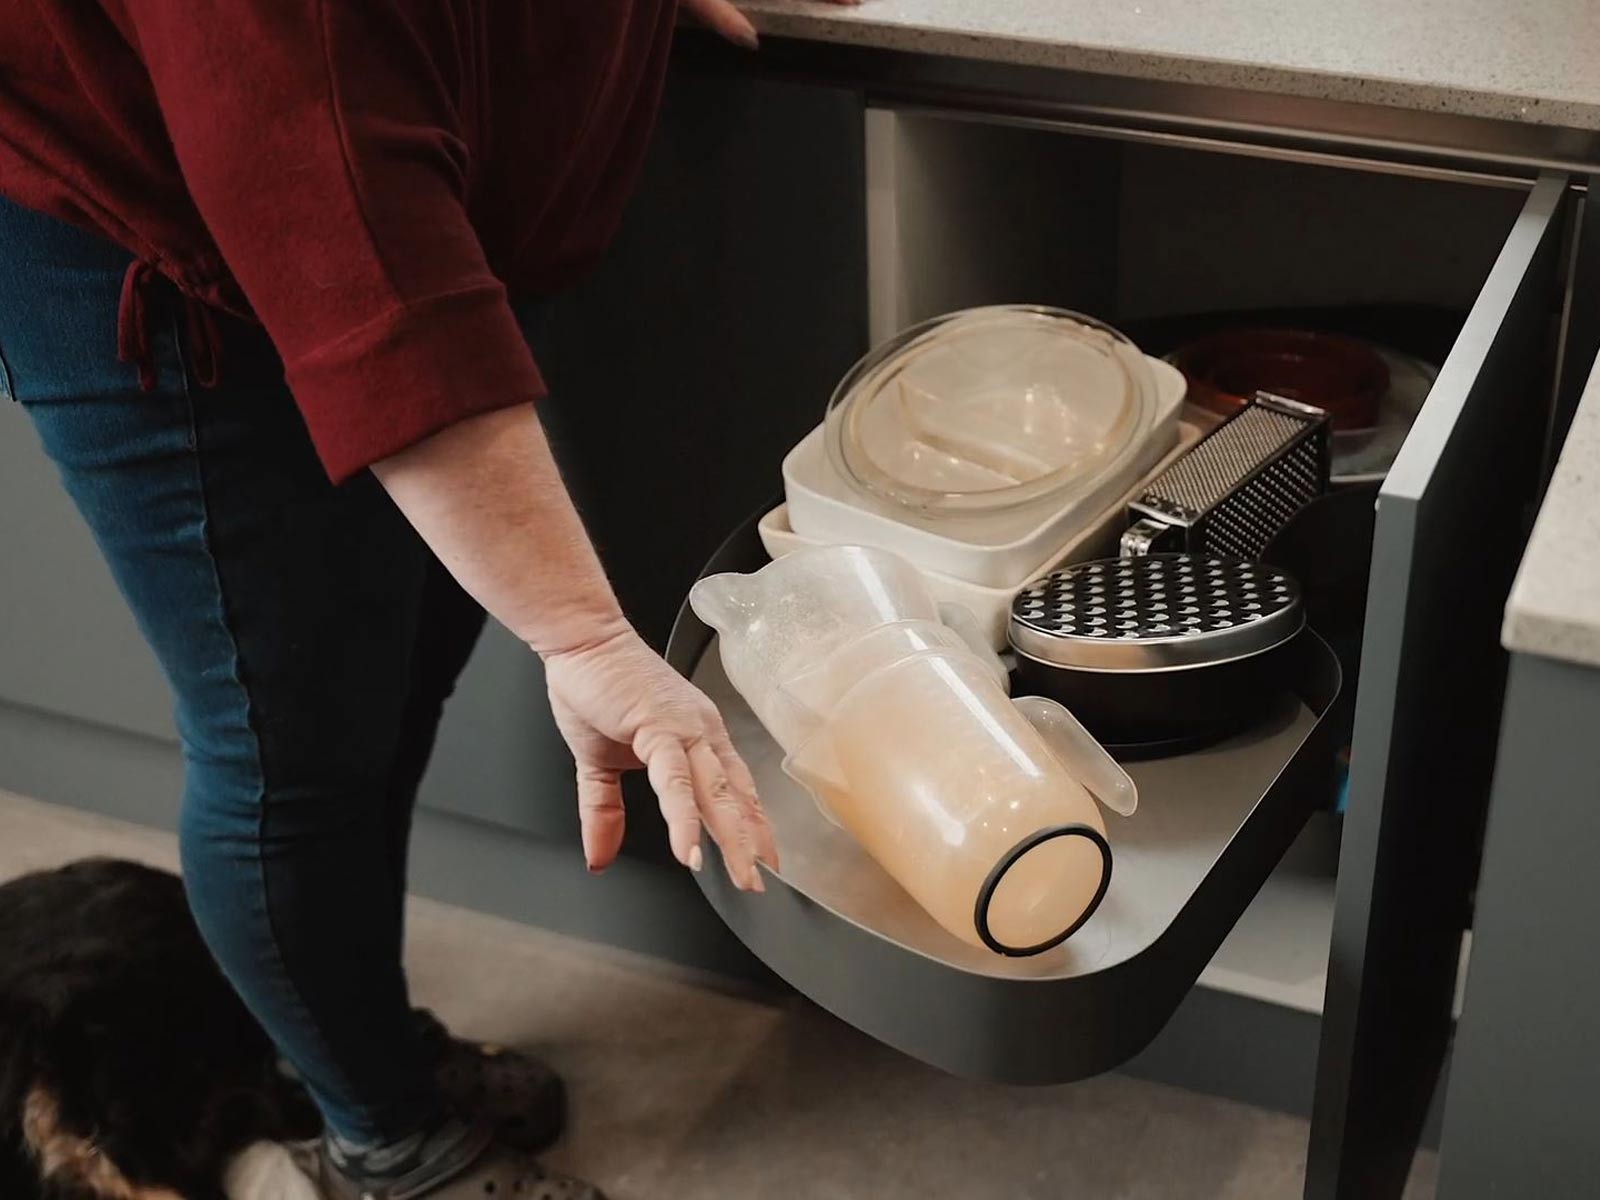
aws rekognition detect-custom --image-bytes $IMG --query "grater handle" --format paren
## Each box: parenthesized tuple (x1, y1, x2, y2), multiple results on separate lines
(1121, 517, 1178, 557)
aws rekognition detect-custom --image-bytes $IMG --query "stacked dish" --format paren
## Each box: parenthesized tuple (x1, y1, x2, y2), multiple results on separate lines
(1167, 326, 1438, 484)
(784, 306, 1184, 589)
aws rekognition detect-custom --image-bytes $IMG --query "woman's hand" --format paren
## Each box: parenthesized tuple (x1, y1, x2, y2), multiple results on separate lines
(682, 0, 862, 50)
(544, 626, 778, 892)
(373, 405, 776, 892)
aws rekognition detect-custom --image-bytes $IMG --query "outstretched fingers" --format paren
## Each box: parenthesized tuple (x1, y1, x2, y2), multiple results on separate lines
(644, 738, 704, 872)
(575, 766, 626, 872)
(686, 739, 764, 892)
(707, 719, 778, 873)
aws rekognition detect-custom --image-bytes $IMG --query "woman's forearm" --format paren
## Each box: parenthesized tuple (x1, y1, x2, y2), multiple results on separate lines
(373, 402, 776, 889)
(372, 403, 629, 656)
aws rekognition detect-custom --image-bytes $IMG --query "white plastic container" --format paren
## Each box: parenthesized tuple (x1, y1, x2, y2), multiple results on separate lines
(764, 410, 1210, 649)
(785, 356, 1187, 587)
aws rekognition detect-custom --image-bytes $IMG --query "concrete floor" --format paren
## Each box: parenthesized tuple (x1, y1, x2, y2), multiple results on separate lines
(0, 789, 1437, 1199)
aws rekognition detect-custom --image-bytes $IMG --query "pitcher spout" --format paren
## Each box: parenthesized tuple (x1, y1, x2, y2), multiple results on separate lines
(688, 572, 760, 637)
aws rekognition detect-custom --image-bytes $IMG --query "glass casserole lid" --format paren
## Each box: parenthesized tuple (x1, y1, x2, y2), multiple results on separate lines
(824, 306, 1160, 518)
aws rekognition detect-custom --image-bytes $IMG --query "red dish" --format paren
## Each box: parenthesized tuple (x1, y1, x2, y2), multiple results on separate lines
(1172, 329, 1389, 431)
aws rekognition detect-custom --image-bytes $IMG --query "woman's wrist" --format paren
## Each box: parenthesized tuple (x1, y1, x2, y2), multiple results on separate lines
(528, 610, 634, 661)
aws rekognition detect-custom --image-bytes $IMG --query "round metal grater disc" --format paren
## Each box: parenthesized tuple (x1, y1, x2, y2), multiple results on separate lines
(1009, 554, 1303, 671)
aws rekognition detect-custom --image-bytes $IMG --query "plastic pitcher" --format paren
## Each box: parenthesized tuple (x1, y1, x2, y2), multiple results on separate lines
(770, 618, 1008, 750)
(688, 545, 943, 742)
(783, 649, 1135, 956)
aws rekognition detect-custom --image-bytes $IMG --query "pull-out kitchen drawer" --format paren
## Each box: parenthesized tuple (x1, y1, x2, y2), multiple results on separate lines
(666, 161, 1576, 1171)
(668, 517, 1341, 1083)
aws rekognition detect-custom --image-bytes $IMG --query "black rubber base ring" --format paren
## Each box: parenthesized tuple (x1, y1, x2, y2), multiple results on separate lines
(973, 823, 1114, 957)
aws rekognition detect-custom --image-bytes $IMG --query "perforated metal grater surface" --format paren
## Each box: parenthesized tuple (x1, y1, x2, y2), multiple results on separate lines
(1009, 555, 1303, 671)
(1123, 394, 1330, 560)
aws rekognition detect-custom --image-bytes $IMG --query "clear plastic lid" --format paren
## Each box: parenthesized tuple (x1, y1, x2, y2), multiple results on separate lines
(825, 306, 1158, 518)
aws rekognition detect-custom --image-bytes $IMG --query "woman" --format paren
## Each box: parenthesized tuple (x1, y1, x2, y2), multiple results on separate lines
(0, 1, 851, 1196)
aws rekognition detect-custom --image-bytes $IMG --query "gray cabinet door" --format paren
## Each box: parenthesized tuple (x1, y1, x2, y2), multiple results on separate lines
(0, 397, 175, 744)
(1307, 172, 1574, 1200)
(1436, 651, 1600, 1200)
(413, 68, 869, 855)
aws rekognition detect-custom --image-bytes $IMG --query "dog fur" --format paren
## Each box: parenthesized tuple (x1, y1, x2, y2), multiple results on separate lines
(0, 859, 318, 1200)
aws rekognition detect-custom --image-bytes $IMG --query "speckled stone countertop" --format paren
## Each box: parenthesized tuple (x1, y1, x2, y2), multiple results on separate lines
(740, 0, 1600, 131)
(1504, 361, 1600, 669)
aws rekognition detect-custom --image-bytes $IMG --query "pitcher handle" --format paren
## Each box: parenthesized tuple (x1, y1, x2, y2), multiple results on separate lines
(1012, 695, 1138, 816)
(780, 738, 848, 830)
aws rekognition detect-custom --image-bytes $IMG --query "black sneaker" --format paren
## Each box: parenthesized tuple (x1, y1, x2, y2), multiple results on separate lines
(316, 1120, 602, 1200)
(413, 1010, 567, 1153)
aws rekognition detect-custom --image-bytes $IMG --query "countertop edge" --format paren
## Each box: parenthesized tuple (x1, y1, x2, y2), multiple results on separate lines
(1502, 609, 1600, 673)
(744, 10, 1600, 134)
(1503, 357, 1600, 670)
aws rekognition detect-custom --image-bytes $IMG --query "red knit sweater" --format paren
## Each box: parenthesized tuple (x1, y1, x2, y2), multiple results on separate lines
(0, 0, 676, 482)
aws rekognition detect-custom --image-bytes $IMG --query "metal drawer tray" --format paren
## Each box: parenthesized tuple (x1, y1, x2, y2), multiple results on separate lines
(666, 511, 1341, 1084)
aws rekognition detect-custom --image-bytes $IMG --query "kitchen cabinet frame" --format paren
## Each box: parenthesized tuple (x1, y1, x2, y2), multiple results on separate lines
(676, 34, 1600, 181)
(664, 42, 1598, 1198)
(5, 32, 1595, 1199)
(1434, 649, 1600, 1199)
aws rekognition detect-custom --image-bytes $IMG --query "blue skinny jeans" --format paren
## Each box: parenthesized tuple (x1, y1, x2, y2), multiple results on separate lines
(0, 193, 522, 1145)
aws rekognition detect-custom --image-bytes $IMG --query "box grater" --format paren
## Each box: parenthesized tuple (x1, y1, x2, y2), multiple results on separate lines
(1120, 392, 1330, 560)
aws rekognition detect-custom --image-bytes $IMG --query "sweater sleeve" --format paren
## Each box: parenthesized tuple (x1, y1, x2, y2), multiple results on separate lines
(119, 0, 545, 483)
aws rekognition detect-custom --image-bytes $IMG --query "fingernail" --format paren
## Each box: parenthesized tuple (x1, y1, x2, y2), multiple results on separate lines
(750, 869, 766, 894)
(687, 845, 704, 873)
(587, 862, 603, 875)
(738, 28, 760, 50)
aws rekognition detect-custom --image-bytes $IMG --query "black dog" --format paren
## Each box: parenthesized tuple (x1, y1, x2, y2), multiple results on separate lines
(0, 859, 318, 1200)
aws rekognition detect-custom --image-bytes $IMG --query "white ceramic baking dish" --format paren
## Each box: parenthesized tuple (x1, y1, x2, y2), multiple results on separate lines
(764, 409, 1210, 649)
(784, 357, 1188, 588)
